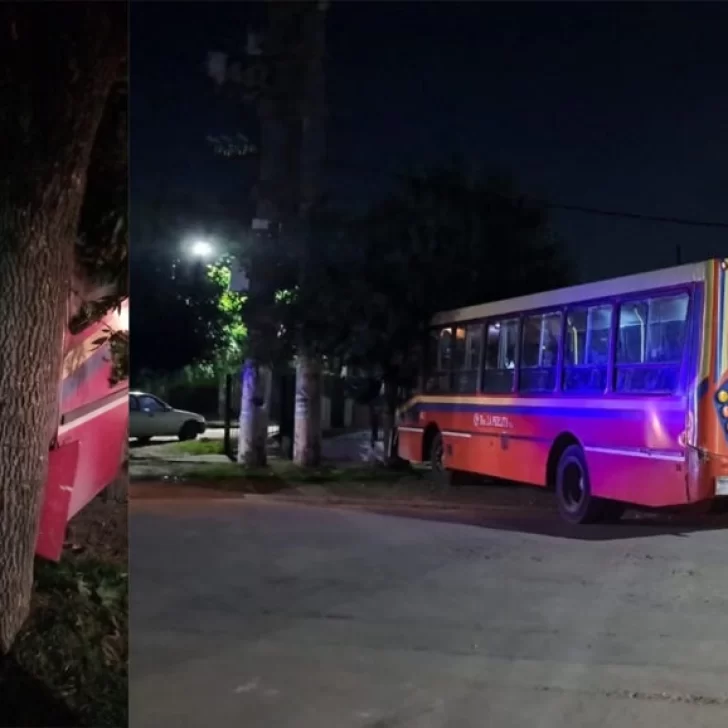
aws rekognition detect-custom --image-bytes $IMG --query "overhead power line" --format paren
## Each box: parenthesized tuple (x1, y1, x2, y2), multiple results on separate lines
(546, 203, 728, 230)
(323, 158, 728, 230)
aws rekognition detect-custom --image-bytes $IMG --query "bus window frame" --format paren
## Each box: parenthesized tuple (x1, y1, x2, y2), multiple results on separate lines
(517, 307, 564, 395)
(479, 315, 522, 395)
(452, 319, 487, 394)
(562, 301, 615, 396)
(611, 285, 693, 397)
(471, 282, 694, 399)
(425, 319, 487, 395)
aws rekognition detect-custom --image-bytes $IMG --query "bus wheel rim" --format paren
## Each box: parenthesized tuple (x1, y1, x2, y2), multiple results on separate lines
(563, 461, 585, 512)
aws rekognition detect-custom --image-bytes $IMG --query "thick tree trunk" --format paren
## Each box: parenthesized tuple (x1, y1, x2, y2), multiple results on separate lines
(382, 376, 407, 468)
(238, 359, 271, 466)
(293, 352, 322, 466)
(0, 4, 125, 652)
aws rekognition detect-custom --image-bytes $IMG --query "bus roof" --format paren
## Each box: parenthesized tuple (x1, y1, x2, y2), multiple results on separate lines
(431, 259, 711, 326)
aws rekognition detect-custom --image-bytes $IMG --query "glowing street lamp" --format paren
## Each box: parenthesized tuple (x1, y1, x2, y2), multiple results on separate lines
(190, 239, 214, 259)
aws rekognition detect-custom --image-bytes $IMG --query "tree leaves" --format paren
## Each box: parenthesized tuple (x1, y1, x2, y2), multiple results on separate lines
(300, 165, 572, 389)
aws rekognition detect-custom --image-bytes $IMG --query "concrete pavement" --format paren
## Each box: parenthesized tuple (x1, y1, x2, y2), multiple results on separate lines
(130, 498, 728, 728)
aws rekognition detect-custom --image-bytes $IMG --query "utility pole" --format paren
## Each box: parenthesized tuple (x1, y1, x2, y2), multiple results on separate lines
(293, 1, 328, 466)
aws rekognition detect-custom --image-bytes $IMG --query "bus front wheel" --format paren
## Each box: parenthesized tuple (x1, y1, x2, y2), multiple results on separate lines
(555, 445, 604, 525)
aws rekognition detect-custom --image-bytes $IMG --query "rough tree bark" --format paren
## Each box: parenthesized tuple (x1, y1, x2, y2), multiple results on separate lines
(238, 359, 272, 466)
(0, 4, 125, 652)
(293, 352, 322, 466)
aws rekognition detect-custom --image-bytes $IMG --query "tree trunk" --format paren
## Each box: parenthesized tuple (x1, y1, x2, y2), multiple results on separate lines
(238, 359, 271, 466)
(293, 352, 322, 466)
(382, 376, 407, 468)
(369, 403, 379, 447)
(0, 4, 125, 652)
(217, 369, 227, 422)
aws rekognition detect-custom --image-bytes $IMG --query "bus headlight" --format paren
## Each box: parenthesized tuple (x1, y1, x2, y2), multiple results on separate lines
(718, 389, 728, 404)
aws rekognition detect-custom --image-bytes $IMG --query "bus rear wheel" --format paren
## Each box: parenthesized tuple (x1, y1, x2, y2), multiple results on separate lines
(555, 445, 605, 525)
(427, 431, 456, 488)
(428, 431, 469, 488)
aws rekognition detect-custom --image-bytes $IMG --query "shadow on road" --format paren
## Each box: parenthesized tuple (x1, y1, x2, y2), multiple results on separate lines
(0, 655, 80, 727)
(354, 503, 728, 541)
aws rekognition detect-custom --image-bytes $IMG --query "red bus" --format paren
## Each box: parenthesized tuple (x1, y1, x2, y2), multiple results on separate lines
(396, 259, 728, 524)
(36, 297, 129, 560)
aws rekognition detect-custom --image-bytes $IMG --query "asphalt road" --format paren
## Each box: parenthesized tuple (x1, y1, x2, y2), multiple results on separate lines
(130, 498, 728, 728)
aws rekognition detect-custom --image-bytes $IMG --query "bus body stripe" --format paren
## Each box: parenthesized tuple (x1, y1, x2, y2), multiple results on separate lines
(400, 397, 685, 420)
(57, 391, 127, 437)
(718, 261, 728, 380)
(584, 445, 683, 462)
(699, 262, 713, 384)
(715, 262, 725, 382)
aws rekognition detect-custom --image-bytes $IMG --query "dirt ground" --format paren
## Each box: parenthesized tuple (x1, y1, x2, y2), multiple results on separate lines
(0, 475, 129, 727)
(66, 478, 129, 564)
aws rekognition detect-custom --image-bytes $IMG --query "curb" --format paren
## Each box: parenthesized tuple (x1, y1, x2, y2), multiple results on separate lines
(244, 493, 484, 511)
(128, 482, 552, 513)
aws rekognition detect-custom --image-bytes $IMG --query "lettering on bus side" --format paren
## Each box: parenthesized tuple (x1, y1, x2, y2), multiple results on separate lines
(473, 413, 513, 430)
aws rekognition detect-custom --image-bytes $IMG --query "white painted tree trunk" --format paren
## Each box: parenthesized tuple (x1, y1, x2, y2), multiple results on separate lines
(238, 359, 271, 467)
(293, 352, 322, 466)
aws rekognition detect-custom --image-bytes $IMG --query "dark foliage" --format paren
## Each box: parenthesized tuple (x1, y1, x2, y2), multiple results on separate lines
(250, 164, 573, 395)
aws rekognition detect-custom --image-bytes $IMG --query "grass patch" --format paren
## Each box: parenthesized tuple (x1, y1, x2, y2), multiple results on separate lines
(169, 438, 226, 456)
(8, 553, 127, 727)
(133, 458, 427, 495)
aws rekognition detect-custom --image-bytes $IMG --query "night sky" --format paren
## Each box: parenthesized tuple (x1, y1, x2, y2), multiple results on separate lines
(131, 1, 728, 283)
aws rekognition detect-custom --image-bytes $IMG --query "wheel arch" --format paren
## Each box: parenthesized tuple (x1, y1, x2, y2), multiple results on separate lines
(546, 431, 584, 491)
(421, 422, 440, 462)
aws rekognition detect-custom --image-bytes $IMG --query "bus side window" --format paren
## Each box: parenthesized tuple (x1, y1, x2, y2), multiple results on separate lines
(563, 304, 612, 393)
(425, 326, 453, 393)
(520, 310, 562, 393)
(453, 322, 482, 394)
(616, 293, 689, 394)
(482, 318, 519, 394)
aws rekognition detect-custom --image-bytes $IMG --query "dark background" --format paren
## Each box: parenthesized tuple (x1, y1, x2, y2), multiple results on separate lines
(131, 1, 728, 282)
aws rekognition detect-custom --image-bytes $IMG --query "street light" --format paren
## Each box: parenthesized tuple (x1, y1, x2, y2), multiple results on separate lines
(190, 238, 214, 260)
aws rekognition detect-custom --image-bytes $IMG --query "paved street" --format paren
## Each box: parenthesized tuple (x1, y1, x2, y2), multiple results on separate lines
(130, 498, 728, 728)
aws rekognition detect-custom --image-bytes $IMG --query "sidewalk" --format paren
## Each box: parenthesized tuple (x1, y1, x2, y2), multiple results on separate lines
(130, 430, 385, 466)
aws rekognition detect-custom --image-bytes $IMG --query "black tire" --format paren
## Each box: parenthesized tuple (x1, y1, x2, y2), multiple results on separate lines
(555, 444, 605, 524)
(136, 436, 152, 446)
(179, 421, 199, 442)
(427, 431, 469, 488)
(428, 431, 453, 488)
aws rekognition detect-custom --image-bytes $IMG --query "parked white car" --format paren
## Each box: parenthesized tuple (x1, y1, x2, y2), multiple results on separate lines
(129, 391, 206, 444)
